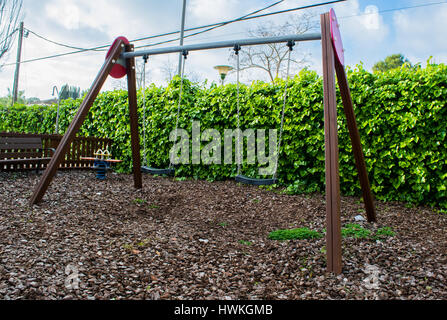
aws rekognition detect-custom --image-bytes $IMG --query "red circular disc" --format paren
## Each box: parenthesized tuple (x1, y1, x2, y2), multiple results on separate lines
(106, 36, 130, 79)
(329, 9, 344, 66)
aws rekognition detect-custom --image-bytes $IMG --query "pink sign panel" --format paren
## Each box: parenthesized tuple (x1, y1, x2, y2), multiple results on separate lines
(329, 9, 344, 66)
(106, 36, 130, 79)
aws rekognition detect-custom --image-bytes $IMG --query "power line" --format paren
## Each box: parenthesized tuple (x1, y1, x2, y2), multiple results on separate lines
(24, 28, 97, 51)
(143, 0, 447, 49)
(135, 0, 347, 49)
(340, 0, 447, 19)
(4, 0, 445, 68)
(2, 0, 287, 66)
(19, 0, 286, 54)
(0, 0, 346, 66)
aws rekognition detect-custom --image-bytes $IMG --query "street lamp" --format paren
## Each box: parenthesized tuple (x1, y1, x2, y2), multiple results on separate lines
(214, 65, 233, 85)
(52, 86, 61, 134)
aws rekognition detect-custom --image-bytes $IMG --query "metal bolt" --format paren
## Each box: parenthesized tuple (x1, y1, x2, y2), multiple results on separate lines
(112, 59, 116, 64)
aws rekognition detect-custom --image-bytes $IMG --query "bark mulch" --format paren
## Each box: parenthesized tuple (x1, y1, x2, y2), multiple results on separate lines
(0, 170, 445, 300)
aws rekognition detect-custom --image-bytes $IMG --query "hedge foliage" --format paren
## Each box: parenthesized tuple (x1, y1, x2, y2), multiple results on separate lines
(1, 63, 446, 210)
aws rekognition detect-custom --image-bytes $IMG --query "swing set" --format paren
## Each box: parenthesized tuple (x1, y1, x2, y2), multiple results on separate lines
(140, 41, 292, 185)
(29, 10, 377, 274)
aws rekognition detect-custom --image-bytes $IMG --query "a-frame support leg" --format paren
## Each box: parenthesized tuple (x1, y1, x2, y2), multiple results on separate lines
(321, 12, 342, 274)
(335, 61, 376, 222)
(29, 39, 126, 205)
(125, 44, 142, 189)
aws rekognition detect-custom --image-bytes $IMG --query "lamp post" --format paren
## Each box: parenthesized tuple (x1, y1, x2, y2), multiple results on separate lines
(214, 65, 233, 85)
(52, 86, 61, 134)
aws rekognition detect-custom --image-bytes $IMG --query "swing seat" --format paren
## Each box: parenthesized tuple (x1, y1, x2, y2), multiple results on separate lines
(235, 174, 278, 186)
(141, 166, 175, 176)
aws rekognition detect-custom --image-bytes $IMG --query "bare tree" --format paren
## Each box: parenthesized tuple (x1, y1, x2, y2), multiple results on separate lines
(135, 58, 152, 90)
(111, 78, 127, 91)
(161, 56, 202, 84)
(0, 0, 23, 63)
(160, 57, 177, 83)
(230, 13, 318, 83)
(110, 59, 150, 91)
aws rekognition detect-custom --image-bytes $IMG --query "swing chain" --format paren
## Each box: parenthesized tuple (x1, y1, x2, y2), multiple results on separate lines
(170, 51, 188, 168)
(234, 44, 242, 175)
(142, 55, 148, 166)
(273, 41, 295, 180)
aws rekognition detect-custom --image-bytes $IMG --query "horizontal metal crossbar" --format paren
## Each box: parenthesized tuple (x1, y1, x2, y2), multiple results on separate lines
(122, 33, 322, 59)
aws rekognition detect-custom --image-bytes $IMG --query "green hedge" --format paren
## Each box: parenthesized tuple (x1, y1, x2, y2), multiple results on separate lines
(1, 64, 446, 210)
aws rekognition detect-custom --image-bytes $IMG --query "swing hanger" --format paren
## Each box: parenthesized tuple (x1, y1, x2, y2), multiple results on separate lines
(233, 44, 241, 55)
(287, 40, 296, 51)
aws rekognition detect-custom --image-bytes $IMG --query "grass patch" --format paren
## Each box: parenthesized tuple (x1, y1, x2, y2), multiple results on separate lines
(269, 225, 396, 241)
(133, 198, 147, 205)
(341, 224, 372, 239)
(137, 239, 151, 247)
(341, 224, 396, 240)
(374, 226, 396, 240)
(122, 243, 134, 251)
(239, 240, 253, 246)
(268, 227, 324, 241)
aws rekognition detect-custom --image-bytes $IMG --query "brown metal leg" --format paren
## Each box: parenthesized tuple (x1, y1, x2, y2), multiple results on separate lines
(29, 39, 125, 205)
(125, 44, 142, 189)
(335, 61, 377, 223)
(321, 12, 342, 274)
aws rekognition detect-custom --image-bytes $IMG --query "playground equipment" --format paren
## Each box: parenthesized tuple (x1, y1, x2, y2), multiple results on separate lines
(140, 52, 186, 176)
(232, 41, 294, 186)
(80, 149, 123, 180)
(29, 9, 377, 274)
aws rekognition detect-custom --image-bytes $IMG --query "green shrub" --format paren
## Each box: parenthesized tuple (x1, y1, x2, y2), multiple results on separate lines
(1, 63, 446, 210)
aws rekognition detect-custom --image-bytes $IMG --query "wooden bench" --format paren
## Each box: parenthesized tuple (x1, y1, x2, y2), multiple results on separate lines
(0, 137, 56, 173)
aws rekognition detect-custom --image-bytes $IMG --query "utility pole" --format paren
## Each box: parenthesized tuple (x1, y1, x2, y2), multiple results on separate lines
(177, 0, 187, 76)
(12, 21, 24, 105)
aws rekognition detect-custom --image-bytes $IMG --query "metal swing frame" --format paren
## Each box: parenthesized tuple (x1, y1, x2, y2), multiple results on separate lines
(30, 11, 377, 275)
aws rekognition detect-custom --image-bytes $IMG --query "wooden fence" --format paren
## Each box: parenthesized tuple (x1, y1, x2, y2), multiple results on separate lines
(0, 132, 113, 171)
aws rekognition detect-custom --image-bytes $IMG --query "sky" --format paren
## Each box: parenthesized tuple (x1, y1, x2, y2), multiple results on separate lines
(0, 0, 447, 100)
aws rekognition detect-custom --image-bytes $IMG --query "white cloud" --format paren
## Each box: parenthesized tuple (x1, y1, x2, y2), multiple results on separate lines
(46, 2, 81, 30)
(44, 0, 131, 37)
(4, 0, 447, 100)
(363, 5, 380, 30)
(337, 0, 388, 43)
(188, 0, 240, 24)
(392, 5, 447, 63)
